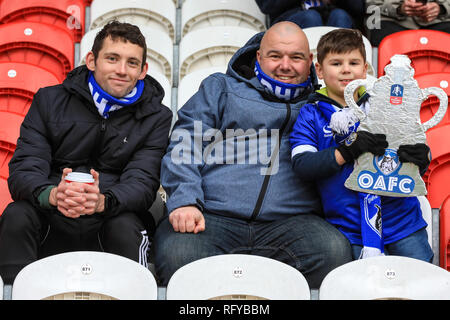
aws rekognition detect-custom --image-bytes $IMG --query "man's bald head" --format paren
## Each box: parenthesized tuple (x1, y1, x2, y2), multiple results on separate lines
(257, 21, 313, 84)
(260, 21, 310, 53)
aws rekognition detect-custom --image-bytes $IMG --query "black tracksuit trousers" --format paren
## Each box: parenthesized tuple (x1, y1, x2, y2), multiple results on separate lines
(0, 200, 150, 284)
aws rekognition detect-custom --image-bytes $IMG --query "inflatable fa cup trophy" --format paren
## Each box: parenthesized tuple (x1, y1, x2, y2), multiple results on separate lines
(343, 54, 448, 197)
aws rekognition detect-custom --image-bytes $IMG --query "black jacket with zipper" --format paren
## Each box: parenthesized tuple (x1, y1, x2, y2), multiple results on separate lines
(8, 65, 173, 229)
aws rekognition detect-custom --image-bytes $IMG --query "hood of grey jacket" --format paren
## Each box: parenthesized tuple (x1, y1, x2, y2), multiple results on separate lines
(161, 30, 323, 221)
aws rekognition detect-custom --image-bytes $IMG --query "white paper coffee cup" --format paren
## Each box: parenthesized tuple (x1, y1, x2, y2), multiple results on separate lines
(65, 172, 95, 185)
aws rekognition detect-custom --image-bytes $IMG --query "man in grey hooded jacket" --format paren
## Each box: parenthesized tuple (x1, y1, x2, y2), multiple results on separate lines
(154, 21, 352, 288)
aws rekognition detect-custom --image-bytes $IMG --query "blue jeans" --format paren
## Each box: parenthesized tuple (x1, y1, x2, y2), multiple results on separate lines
(275, 8, 353, 29)
(154, 212, 352, 288)
(351, 228, 434, 262)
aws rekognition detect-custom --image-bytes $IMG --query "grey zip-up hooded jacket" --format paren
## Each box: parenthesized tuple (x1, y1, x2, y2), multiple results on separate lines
(160, 32, 323, 221)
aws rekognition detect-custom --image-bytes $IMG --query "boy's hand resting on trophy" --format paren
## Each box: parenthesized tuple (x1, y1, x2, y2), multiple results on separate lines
(397, 143, 431, 174)
(337, 131, 388, 163)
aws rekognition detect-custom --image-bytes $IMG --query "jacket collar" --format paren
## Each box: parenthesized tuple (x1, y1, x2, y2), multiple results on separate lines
(307, 86, 369, 108)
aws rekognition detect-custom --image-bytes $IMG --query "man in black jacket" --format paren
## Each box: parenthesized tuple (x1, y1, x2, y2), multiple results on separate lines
(0, 21, 172, 284)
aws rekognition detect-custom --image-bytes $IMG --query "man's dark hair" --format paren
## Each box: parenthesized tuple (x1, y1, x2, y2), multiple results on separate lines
(316, 28, 366, 65)
(91, 20, 147, 69)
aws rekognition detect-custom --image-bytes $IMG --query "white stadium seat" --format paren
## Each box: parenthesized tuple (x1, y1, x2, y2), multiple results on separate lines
(149, 70, 172, 108)
(89, 0, 176, 42)
(12, 251, 158, 300)
(79, 26, 173, 85)
(418, 195, 433, 248)
(166, 254, 311, 300)
(177, 66, 225, 109)
(179, 26, 258, 80)
(319, 256, 450, 300)
(181, 0, 266, 37)
(303, 26, 375, 77)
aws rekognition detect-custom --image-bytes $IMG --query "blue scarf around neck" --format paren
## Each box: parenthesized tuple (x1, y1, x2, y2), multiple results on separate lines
(254, 60, 312, 101)
(88, 71, 144, 119)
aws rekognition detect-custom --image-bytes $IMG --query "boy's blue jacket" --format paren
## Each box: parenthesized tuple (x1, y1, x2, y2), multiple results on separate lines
(161, 31, 323, 221)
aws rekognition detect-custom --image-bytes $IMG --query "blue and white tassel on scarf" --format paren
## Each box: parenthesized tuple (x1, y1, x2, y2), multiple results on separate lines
(359, 193, 384, 258)
(88, 71, 144, 119)
(254, 60, 312, 101)
(317, 99, 385, 259)
(303, 0, 324, 10)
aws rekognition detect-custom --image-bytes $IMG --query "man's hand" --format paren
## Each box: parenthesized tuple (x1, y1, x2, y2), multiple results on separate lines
(49, 168, 85, 218)
(417, 2, 441, 22)
(79, 169, 104, 215)
(399, 0, 427, 17)
(49, 168, 105, 218)
(169, 205, 205, 234)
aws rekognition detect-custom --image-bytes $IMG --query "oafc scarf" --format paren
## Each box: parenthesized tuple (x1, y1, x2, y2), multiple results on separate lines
(254, 60, 312, 101)
(317, 91, 385, 259)
(88, 71, 144, 119)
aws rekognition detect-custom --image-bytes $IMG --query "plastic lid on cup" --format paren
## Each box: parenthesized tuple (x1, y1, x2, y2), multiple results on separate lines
(65, 172, 95, 184)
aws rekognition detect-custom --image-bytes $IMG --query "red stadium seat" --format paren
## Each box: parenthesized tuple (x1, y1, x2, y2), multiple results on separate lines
(415, 72, 450, 130)
(378, 30, 450, 77)
(0, 0, 86, 42)
(440, 195, 450, 271)
(0, 140, 16, 182)
(0, 62, 60, 116)
(0, 21, 74, 82)
(0, 177, 12, 216)
(423, 123, 450, 208)
(0, 111, 24, 178)
(0, 112, 23, 147)
(0, 111, 23, 216)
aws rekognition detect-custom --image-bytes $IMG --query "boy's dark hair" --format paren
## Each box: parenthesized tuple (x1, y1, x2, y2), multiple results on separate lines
(91, 20, 147, 69)
(316, 28, 366, 65)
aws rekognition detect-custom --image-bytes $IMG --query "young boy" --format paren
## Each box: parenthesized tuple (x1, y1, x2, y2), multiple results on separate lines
(290, 28, 433, 261)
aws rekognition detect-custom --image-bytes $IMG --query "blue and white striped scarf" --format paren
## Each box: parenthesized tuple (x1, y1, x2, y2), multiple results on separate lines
(88, 71, 144, 119)
(303, 0, 324, 10)
(254, 60, 312, 101)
